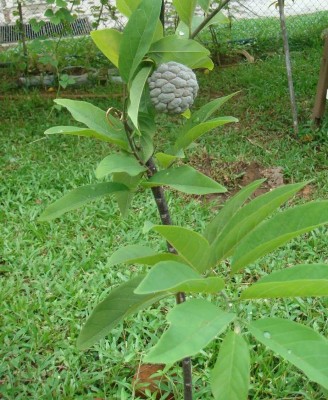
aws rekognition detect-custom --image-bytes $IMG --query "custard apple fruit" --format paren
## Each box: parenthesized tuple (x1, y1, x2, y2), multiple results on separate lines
(148, 61, 199, 114)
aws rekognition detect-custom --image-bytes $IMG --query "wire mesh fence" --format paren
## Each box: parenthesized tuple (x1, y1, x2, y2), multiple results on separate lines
(0, 1, 327, 57)
(0, 1, 327, 41)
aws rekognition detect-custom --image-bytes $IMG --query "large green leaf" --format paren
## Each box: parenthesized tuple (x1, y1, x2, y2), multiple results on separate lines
(183, 93, 238, 133)
(143, 165, 226, 195)
(38, 182, 128, 221)
(116, 0, 140, 16)
(90, 29, 122, 67)
(148, 35, 213, 70)
(155, 152, 181, 169)
(45, 126, 127, 149)
(128, 65, 152, 129)
(96, 153, 147, 179)
(54, 99, 122, 134)
(134, 261, 225, 294)
(211, 332, 250, 400)
(197, 0, 211, 12)
(172, 0, 197, 29)
(174, 117, 238, 152)
(231, 201, 328, 273)
(152, 225, 211, 273)
(145, 299, 235, 364)
(107, 244, 182, 267)
(241, 264, 328, 299)
(204, 179, 265, 243)
(210, 182, 307, 265)
(118, 0, 162, 82)
(249, 318, 328, 390)
(77, 275, 167, 350)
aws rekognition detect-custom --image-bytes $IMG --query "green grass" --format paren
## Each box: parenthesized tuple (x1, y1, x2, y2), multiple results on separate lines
(1, 35, 328, 399)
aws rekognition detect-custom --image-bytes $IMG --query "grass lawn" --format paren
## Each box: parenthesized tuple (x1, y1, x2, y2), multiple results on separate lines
(1, 21, 328, 400)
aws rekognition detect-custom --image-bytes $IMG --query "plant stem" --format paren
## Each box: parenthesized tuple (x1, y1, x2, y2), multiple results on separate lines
(191, 0, 232, 39)
(146, 157, 193, 400)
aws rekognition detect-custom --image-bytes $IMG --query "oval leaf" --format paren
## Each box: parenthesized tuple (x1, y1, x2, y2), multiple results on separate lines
(77, 275, 167, 350)
(107, 244, 182, 267)
(38, 182, 128, 221)
(90, 29, 122, 67)
(54, 99, 123, 135)
(241, 264, 328, 299)
(128, 65, 152, 129)
(134, 261, 225, 294)
(152, 225, 211, 273)
(145, 299, 235, 364)
(210, 182, 308, 265)
(45, 126, 127, 149)
(173, 0, 197, 29)
(96, 153, 147, 179)
(211, 332, 250, 400)
(149, 35, 213, 70)
(118, 0, 162, 82)
(204, 179, 265, 243)
(231, 201, 328, 273)
(174, 117, 238, 152)
(143, 165, 226, 195)
(116, 0, 140, 16)
(249, 318, 328, 390)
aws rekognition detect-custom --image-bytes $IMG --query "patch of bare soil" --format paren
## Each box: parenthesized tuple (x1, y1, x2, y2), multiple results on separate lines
(188, 156, 314, 205)
(132, 364, 175, 400)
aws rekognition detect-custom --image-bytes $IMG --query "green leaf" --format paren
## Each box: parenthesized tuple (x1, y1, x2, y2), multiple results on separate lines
(148, 35, 213, 70)
(38, 182, 128, 221)
(128, 65, 152, 129)
(139, 131, 154, 163)
(53, 99, 128, 150)
(231, 201, 328, 273)
(135, 261, 225, 294)
(107, 244, 182, 267)
(152, 225, 211, 273)
(145, 299, 235, 364)
(184, 93, 238, 132)
(95, 153, 147, 179)
(174, 117, 238, 152)
(45, 126, 127, 148)
(197, 0, 211, 12)
(249, 318, 328, 390)
(90, 29, 122, 68)
(155, 152, 181, 168)
(112, 172, 143, 217)
(172, 0, 197, 29)
(211, 332, 250, 400)
(143, 165, 227, 195)
(204, 179, 265, 243)
(118, 0, 162, 82)
(116, 0, 140, 16)
(241, 264, 328, 299)
(205, 11, 230, 26)
(210, 182, 308, 265)
(77, 275, 167, 350)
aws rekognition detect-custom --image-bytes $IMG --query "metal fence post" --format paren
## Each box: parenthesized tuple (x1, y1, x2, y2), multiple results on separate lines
(312, 34, 328, 127)
(16, 1, 28, 71)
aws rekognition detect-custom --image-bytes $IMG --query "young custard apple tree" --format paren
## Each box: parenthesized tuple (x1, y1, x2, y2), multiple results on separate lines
(148, 61, 199, 114)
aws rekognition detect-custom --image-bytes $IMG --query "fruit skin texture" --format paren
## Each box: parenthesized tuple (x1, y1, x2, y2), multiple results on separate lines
(148, 61, 199, 114)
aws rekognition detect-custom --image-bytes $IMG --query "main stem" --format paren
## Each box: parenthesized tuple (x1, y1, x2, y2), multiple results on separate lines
(146, 157, 193, 400)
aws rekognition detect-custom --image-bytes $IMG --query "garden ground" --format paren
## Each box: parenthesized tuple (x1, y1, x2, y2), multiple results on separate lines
(1, 17, 328, 400)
